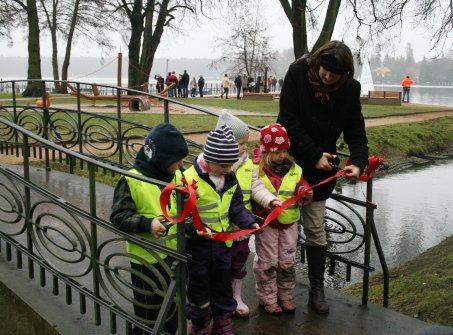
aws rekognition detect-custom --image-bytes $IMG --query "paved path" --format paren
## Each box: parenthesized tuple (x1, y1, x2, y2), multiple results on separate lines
(0, 165, 436, 335)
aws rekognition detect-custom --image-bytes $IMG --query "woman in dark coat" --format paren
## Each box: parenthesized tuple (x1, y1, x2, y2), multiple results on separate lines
(277, 40, 369, 314)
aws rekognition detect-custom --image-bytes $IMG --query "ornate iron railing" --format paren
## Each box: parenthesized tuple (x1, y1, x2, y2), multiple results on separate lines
(0, 79, 389, 334)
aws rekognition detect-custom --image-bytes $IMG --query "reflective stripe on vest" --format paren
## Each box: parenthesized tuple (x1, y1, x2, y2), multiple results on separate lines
(124, 169, 181, 264)
(235, 158, 254, 211)
(259, 164, 302, 224)
(183, 166, 237, 247)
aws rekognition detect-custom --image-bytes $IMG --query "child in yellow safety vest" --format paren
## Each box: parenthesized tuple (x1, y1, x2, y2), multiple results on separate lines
(252, 123, 313, 315)
(183, 124, 261, 335)
(110, 123, 188, 335)
(215, 110, 281, 318)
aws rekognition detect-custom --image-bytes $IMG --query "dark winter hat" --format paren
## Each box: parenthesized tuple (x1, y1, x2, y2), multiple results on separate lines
(215, 110, 250, 141)
(260, 123, 290, 153)
(203, 125, 239, 164)
(318, 53, 349, 75)
(141, 123, 188, 168)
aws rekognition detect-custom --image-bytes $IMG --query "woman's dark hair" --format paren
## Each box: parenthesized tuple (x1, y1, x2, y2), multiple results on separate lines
(311, 40, 354, 85)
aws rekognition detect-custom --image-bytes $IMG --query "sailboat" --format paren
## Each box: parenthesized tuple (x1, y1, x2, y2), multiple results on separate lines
(358, 59, 374, 96)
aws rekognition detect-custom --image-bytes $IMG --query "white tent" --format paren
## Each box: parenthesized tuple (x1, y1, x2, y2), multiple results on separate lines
(358, 59, 374, 96)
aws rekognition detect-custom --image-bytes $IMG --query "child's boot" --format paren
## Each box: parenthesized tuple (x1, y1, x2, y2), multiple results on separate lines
(212, 312, 233, 335)
(278, 299, 296, 313)
(232, 278, 249, 318)
(189, 317, 210, 335)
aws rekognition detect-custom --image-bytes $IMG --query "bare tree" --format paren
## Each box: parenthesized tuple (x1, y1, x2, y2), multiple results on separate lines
(39, 0, 113, 92)
(210, 4, 276, 81)
(0, 1, 23, 41)
(278, 0, 452, 58)
(109, 0, 233, 91)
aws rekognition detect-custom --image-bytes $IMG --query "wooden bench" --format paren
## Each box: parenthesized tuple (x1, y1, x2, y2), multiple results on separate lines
(366, 90, 402, 106)
(242, 92, 279, 101)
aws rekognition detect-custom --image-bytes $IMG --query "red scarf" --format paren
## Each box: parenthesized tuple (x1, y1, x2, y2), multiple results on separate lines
(295, 55, 348, 102)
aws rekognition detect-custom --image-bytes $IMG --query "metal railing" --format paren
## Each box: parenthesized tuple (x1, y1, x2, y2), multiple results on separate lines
(0, 79, 389, 334)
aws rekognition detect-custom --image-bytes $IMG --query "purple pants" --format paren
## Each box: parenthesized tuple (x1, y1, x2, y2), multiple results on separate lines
(230, 238, 251, 279)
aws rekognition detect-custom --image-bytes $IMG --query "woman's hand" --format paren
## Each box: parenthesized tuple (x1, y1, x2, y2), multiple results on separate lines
(316, 152, 337, 171)
(343, 164, 361, 179)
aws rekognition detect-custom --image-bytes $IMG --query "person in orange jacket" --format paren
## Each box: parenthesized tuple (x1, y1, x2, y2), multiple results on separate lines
(401, 75, 414, 103)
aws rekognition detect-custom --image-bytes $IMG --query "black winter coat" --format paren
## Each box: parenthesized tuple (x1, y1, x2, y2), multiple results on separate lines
(277, 62, 368, 201)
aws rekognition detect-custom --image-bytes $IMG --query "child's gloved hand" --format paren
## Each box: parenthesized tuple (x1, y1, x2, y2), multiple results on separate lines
(298, 178, 313, 206)
(150, 217, 167, 238)
(250, 222, 263, 234)
(300, 189, 313, 206)
(196, 227, 212, 239)
(267, 199, 282, 210)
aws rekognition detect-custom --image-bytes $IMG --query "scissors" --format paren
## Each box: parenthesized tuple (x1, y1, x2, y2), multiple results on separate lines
(159, 218, 174, 237)
(327, 153, 338, 171)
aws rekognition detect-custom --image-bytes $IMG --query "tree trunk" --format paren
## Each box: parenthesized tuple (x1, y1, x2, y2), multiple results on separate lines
(292, 0, 308, 59)
(61, 0, 81, 93)
(49, 0, 61, 92)
(139, 0, 169, 89)
(127, 0, 144, 92)
(311, 0, 341, 52)
(23, 0, 42, 97)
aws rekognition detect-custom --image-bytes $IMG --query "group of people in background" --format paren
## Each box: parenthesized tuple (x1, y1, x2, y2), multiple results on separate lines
(232, 74, 284, 100)
(111, 40, 369, 335)
(154, 71, 206, 98)
(154, 71, 284, 100)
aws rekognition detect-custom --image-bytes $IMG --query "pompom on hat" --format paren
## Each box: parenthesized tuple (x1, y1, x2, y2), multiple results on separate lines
(203, 124, 239, 164)
(259, 123, 290, 153)
(216, 109, 250, 141)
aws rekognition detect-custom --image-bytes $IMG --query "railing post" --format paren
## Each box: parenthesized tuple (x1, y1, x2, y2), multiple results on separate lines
(362, 179, 374, 305)
(12, 81, 20, 157)
(117, 86, 124, 165)
(41, 80, 51, 171)
(75, 82, 84, 170)
(88, 163, 101, 325)
(164, 100, 170, 123)
(176, 192, 187, 335)
(23, 134, 34, 279)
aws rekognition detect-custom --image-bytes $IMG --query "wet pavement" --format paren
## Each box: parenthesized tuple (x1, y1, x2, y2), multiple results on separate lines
(0, 165, 435, 335)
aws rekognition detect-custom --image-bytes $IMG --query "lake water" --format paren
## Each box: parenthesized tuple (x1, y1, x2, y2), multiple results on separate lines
(2, 78, 452, 108)
(327, 159, 453, 286)
(374, 84, 453, 107)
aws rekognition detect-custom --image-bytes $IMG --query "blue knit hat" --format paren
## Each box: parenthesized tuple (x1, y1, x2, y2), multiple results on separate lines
(203, 125, 239, 164)
(133, 123, 188, 181)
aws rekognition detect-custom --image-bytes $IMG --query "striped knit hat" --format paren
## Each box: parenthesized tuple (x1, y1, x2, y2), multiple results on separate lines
(203, 124, 239, 164)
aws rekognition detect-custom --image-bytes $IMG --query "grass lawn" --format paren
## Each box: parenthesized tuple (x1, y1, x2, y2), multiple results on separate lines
(344, 234, 453, 327)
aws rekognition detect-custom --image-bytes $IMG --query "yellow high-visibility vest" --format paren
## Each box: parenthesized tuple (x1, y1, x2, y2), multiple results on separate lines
(124, 169, 181, 264)
(259, 164, 302, 224)
(235, 158, 254, 211)
(184, 166, 237, 247)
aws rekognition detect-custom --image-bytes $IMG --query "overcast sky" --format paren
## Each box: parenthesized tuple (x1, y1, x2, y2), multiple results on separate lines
(0, 0, 447, 62)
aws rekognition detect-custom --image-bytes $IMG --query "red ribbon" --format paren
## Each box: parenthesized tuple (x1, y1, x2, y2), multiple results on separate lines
(159, 156, 384, 241)
(159, 176, 207, 233)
